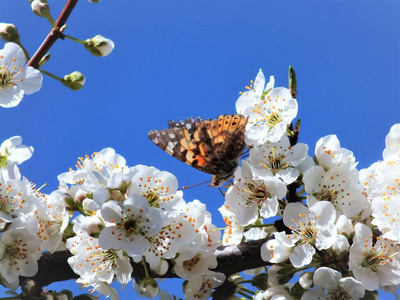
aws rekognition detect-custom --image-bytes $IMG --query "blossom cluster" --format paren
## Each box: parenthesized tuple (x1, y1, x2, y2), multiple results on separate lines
(0, 68, 399, 300)
(0, 137, 225, 299)
(218, 69, 400, 299)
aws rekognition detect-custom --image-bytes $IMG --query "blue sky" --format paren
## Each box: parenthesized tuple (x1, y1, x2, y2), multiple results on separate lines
(0, 0, 399, 299)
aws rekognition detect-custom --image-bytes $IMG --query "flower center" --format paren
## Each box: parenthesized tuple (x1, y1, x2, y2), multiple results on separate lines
(242, 181, 270, 207)
(4, 238, 28, 264)
(328, 285, 351, 300)
(122, 217, 140, 236)
(0, 58, 23, 90)
(142, 189, 160, 207)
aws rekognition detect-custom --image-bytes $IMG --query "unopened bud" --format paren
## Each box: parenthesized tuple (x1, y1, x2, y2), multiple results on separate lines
(21, 279, 37, 296)
(63, 71, 85, 90)
(299, 272, 313, 289)
(0, 23, 20, 43)
(31, 0, 50, 18)
(84, 35, 114, 57)
(89, 0, 101, 2)
(139, 277, 160, 298)
(288, 65, 297, 98)
(39, 53, 51, 67)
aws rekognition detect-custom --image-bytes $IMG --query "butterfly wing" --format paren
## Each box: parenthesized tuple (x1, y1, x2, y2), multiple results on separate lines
(148, 117, 215, 173)
(148, 114, 248, 186)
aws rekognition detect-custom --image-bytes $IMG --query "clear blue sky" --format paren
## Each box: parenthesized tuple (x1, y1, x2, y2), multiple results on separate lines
(0, 0, 399, 299)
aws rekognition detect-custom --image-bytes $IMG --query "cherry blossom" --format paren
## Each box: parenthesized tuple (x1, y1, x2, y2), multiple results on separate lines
(0, 43, 42, 108)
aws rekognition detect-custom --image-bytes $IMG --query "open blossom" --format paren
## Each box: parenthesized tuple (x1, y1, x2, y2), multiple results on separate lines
(225, 161, 286, 225)
(0, 177, 38, 222)
(301, 267, 365, 300)
(0, 219, 42, 285)
(249, 135, 309, 184)
(315, 135, 357, 171)
(67, 233, 132, 286)
(98, 195, 164, 260)
(37, 191, 69, 253)
(184, 271, 225, 300)
(0, 43, 42, 108)
(0, 136, 33, 180)
(128, 165, 186, 216)
(262, 202, 337, 268)
(236, 78, 298, 145)
(349, 223, 400, 291)
(303, 164, 366, 218)
(174, 250, 217, 281)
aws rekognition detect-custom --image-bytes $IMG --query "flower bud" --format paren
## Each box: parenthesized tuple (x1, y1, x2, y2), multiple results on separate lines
(31, 0, 50, 18)
(89, 0, 101, 2)
(63, 71, 85, 90)
(39, 53, 51, 67)
(21, 279, 37, 296)
(0, 23, 20, 43)
(299, 272, 313, 289)
(84, 35, 114, 57)
(139, 277, 160, 298)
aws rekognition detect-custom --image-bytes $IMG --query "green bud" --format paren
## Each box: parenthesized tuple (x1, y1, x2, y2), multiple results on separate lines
(63, 71, 86, 91)
(0, 23, 20, 43)
(89, 0, 101, 2)
(31, 0, 51, 18)
(84, 35, 114, 57)
(39, 53, 51, 67)
(288, 65, 297, 98)
(21, 279, 37, 296)
(139, 277, 160, 298)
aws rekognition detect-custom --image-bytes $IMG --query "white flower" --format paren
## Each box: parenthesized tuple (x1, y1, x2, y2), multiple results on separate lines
(67, 233, 132, 285)
(262, 202, 337, 267)
(236, 85, 298, 145)
(0, 43, 42, 108)
(303, 165, 366, 218)
(0, 178, 38, 222)
(236, 69, 275, 113)
(349, 223, 400, 291)
(253, 285, 295, 300)
(58, 147, 128, 189)
(37, 190, 69, 253)
(128, 165, 186, 217)
(174, 250, 217, 281)
(315, 135, 357, 171)
(301, 267, 365, 300)
(0, 136, 33, 180)
(249, 135, 309, 184)
(219, 205, 244, 246)
(184, 271, 225, 300)
(144, 216, 195, 269)
(98, 195, 164, 260)
(0, 224, 42, 284)
(383, 123, 400, 161)
(224, 161, 286, 225)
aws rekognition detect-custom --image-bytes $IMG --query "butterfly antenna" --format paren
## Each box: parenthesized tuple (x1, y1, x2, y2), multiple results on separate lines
(181, 180, 211, 190)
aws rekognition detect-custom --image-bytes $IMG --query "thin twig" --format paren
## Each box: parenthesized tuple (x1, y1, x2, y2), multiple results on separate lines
(27, 0, 79, 69)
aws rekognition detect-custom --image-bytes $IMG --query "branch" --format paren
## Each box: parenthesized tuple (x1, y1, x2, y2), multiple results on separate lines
(27, 0, 79, 69)
(19, 238, 272, 289)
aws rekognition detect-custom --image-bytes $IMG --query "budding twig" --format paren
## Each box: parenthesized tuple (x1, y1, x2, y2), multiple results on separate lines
(27, 0, 79, 69)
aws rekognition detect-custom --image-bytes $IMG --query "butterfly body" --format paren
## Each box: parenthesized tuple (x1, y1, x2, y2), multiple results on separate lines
(148, 114, 248, 187)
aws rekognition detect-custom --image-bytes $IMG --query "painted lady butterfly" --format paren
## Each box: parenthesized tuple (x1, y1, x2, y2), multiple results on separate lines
(148, 114, 249, 187)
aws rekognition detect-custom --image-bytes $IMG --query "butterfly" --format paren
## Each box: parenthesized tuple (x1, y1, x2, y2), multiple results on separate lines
(148, 114, 249, 187)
